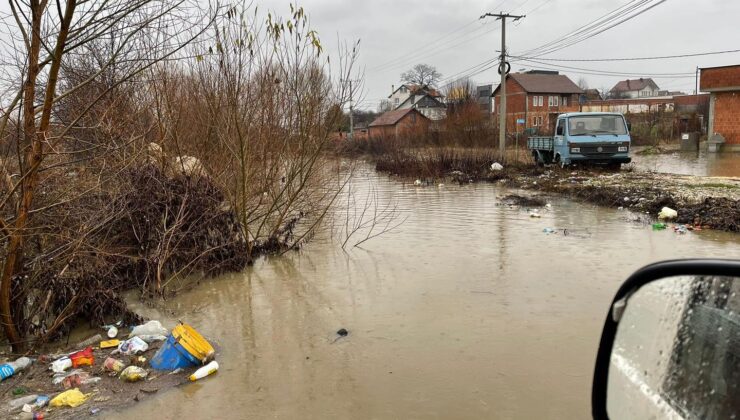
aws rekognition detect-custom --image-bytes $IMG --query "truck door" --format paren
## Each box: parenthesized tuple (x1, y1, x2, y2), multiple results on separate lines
(554, 118, 567, 162)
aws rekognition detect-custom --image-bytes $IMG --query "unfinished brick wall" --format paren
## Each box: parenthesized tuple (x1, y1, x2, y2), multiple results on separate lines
(701, 65, 740, 91)
(712, 91, 740, 145)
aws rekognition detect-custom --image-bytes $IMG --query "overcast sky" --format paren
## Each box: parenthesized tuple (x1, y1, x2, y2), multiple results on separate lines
(254, 0, 740, 111)
(2, 1, 738, 111)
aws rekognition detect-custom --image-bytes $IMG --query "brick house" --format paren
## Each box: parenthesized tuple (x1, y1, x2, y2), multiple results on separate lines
(492, 70, 582, 134)
(700, 64, 740, 151)
(368, 108, 430, 139)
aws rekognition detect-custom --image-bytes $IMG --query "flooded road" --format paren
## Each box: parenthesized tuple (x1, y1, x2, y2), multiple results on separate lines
(110, 165, 740, 420)
(632, 150, 740, 177)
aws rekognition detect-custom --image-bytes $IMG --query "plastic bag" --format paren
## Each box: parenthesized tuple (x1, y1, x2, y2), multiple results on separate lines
(129, 320, 168, 338)
(49, 388, 89, 408)
(70, 346, 94, 368)
(137, 334, 168, 343)
(116, 337, 149, 355)
(119, 366, 148, 382)
(658, 207, 677, 220)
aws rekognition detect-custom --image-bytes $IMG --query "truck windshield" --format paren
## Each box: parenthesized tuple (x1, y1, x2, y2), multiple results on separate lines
(568, 115, 627, 136)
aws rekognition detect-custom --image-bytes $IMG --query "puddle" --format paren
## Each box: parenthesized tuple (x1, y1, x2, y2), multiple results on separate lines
(107, 165, 740, 419)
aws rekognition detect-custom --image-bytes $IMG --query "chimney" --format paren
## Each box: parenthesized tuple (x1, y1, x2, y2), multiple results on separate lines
(391, 84, 395, 94)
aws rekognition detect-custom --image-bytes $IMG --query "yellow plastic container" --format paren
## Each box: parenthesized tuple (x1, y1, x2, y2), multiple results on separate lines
(100, 339, 120, 349)
(172, 324, 215, 363)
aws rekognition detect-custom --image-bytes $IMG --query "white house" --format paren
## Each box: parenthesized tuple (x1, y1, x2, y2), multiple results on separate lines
(387, 84, 446, 120)
(609, 78, 660, 98)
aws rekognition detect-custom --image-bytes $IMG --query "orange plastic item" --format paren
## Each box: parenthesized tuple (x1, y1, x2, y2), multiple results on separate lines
(70, 346, 94, 368)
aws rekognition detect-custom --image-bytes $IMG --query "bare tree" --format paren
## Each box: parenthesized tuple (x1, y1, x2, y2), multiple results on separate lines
(577, 76, 589, 90)
(0, 0, 210, 349)
(378, 99, 393, 113)
(401, 63, 442, 87)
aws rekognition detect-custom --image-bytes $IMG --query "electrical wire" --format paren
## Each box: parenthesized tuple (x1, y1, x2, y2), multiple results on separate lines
(514, 58, 694, 77)
(519, 0, 666, 58)
(510, 48, 740, 62)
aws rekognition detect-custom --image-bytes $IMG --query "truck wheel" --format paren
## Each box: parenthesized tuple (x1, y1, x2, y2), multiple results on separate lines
(555, 155, 566, 169)
(532, 151, 543, 167)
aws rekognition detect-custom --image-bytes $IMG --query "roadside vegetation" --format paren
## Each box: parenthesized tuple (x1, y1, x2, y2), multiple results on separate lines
(0, 1, 360, 350)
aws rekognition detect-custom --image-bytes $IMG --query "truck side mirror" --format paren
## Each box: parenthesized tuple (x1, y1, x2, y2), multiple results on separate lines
(592, 259, 740, 419)
(556, 126, 564, 136)
(626, 122, 632, 131)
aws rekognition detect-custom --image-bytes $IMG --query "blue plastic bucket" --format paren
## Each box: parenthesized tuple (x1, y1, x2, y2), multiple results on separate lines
(150, 334, 200, 370)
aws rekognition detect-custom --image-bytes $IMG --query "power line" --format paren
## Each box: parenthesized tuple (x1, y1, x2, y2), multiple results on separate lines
(370, 19, 485, 71)
(510, 48, 740, 62)
(372, 22, 501, 73)
(512, 59, 696, 79)
(514, 58, 695, 76)
(519, 0, 650, 57)
(520, 0, 666, 58)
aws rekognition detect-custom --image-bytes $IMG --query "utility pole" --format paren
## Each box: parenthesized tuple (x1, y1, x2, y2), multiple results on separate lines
(695, 66, 699, 95)
(481, 12, 525, 162)
(349, 80, 354, 140)
(341, 78, 356, 140)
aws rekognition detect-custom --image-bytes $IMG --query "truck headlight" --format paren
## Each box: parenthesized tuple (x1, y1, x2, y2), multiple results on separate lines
(618, 146, 628, 152)
(571, 147, 580, 153)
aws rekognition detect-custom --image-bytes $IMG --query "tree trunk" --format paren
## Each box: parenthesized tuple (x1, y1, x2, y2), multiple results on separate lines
(0, 0, 76, 350)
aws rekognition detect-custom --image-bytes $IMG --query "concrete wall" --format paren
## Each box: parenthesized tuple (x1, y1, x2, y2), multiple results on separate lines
(582, 97, 675, 114)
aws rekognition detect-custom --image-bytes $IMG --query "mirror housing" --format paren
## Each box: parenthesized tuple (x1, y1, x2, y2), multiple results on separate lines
(626, 122, 632, 132)
(592, 259, 740, 419)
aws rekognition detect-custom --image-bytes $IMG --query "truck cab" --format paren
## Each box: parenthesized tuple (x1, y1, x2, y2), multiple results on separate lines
(529, 112, 632, 168)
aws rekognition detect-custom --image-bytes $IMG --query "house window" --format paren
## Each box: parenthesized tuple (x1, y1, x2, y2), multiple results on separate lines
(394, 98, 399, 105)
(562, 96, 568, 106)
(532, 116, 544, 126)
(532, 96, 544, 107)
(539, 116, 543, 126)
(548, 96, 559, 107)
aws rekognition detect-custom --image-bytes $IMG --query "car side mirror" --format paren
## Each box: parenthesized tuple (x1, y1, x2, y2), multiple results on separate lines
(592, 259, 740, 419)
(626, 122, 632, 131)
(556, 126, 564, 136)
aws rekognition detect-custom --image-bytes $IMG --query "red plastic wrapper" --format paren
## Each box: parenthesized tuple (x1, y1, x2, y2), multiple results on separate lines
(70, 346, 94, 368)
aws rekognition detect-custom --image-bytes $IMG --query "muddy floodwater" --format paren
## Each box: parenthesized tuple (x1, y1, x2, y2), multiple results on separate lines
(109, 164, 740, 420)
(632, 150, 740, 177)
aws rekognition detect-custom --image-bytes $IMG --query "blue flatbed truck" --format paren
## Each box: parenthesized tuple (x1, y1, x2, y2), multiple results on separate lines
(527, 112, 632, 168)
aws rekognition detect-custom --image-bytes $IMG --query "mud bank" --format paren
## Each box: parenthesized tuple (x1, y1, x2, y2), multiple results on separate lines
(375, 156, 740, 232)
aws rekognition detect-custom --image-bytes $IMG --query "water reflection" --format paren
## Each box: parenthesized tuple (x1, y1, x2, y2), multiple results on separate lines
(109, 165, 740, 420)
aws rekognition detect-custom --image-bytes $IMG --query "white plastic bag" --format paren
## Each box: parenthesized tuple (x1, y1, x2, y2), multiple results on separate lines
(658, 207, 678, 220)
(129, 320, 168, 338)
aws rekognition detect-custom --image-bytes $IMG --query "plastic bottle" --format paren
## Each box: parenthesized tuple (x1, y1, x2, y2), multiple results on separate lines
(8, 394, 38, 411)
(50, 357, 72, 373)
(0, 357, 32, 381)
(108, 326, 118, 338)
(189, 361, 219, 381)
(75, 334, 103, 348)
(103, 357, 126, 374)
